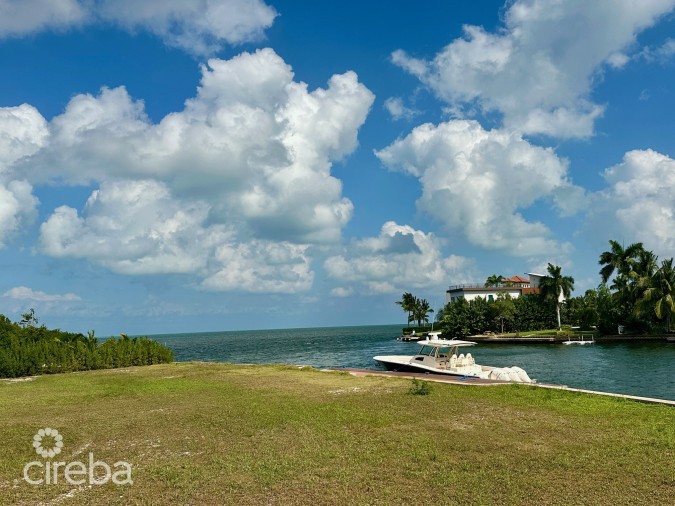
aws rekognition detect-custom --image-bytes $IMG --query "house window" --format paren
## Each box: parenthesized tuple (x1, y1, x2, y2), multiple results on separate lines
(488, 294, 494, 301)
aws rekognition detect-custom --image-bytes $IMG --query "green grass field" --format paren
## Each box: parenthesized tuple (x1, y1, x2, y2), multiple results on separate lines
(1, 362, 673, 505)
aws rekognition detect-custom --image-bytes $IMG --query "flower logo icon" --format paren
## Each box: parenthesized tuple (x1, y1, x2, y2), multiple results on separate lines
(32, 428, 64, 459)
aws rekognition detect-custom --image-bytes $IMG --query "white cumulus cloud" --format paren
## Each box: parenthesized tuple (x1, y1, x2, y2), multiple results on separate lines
(376, 120, 578, 256)
(39, 179, 229, 275)
(3, 286, 81, 302)
(27, 50, 373, 247)
(392, 0, 675, 138)
(39, 179, 317, 293)
(324, 221, 472, 293)
(0, 0, 87, 38)
(202, 241, 314, 293)
(96, 0, 277, 55)
(588, 149, 675, 256)
(0, 0, 277, 55)
(0, 180, 38, 247)
(0, 104, 47, 246)
(383, 97, 418, 121)
(0, 104, 50, 170)
(5, 49, 374, 293)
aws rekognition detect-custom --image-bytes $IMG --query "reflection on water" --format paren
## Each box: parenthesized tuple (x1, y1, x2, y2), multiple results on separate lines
(153, 325, 675, 401)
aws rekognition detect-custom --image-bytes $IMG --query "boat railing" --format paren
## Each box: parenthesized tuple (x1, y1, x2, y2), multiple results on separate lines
(447, 283, 527, 290)
(448, 283, 489, 290)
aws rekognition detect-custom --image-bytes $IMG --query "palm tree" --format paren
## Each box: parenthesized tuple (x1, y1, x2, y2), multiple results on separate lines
(412, 298, 434, 327)
(630, 249, 658, 279)
(610, 273, 630, 302)
(539, 263, 575, 330)
(485, 274, 504, 287)
(639, 258, 675, 331)
(598, 240, 644, 284)
(395, 292, 416, 326)
(628, 249, 659, 300)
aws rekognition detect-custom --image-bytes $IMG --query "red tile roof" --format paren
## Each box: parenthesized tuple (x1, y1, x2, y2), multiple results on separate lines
(505, 275, 529, 283)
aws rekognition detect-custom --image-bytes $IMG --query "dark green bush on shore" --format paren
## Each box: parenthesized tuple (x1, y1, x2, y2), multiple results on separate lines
(0, 314, 174, 378)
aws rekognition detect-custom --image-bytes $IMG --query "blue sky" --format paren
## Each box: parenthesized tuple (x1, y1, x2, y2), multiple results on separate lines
(1, 0, 674, 335)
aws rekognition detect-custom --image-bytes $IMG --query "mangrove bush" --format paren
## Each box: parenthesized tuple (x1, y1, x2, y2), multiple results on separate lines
(0, 313, 174, 378)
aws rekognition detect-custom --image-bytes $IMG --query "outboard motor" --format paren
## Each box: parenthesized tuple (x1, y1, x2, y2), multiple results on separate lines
(509, 366, 534, 383)
(488, 366, 534, 383)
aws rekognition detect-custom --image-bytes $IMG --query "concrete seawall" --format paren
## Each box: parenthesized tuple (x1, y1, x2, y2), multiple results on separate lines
(337, 368, 675, 407)
(464, 334, 673, 344)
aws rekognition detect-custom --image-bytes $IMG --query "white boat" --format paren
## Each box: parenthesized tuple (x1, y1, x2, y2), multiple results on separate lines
(398, 333, 423, 342)
(397, 330, 442, 342)
(373, 338, 534, 383)
(562, 334, 595, 345)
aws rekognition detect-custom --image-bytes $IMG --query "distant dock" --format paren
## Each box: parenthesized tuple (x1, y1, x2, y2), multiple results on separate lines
(460, 334, 674, 344)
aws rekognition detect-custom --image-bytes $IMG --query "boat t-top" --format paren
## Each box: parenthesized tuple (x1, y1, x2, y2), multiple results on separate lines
(374, 338, 534, 383)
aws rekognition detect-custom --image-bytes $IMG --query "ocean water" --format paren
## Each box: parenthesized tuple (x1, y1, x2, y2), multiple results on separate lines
(151, 324, 675, 401)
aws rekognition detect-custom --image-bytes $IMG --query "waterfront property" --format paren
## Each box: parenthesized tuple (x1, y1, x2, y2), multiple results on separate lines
(154, 325, 675, 401)
(446, 273, 544, 303)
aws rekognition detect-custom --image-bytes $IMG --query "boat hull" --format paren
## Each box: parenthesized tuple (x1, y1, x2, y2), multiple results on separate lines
(374, 356, 482, 378)
(376, 360, 437, 374)
(373, 354, 535, 383)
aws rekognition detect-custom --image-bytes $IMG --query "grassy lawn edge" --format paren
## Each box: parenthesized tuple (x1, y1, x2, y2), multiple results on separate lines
(1, 362, 673, 505)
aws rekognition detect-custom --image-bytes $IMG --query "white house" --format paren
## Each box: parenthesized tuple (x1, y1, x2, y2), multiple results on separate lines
(527, 272, 566, 302)
(446, 274, 542, 304)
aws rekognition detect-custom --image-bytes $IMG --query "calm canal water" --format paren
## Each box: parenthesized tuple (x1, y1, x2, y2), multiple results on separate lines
(152, 324, 675, 401)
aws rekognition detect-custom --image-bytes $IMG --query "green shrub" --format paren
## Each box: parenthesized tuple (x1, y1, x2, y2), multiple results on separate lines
(409, 378, 432, 396)
(0, 313, 174, 378)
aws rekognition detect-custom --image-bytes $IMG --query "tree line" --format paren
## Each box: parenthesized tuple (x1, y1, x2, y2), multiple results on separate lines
(395, 240, 674, 338)
(435, 291, 559, 338)
(0, 311, 174, 378)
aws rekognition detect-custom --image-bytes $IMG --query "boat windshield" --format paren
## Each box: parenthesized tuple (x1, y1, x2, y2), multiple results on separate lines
(418, 345, 436, 356)
(437, 346, 450, 358)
